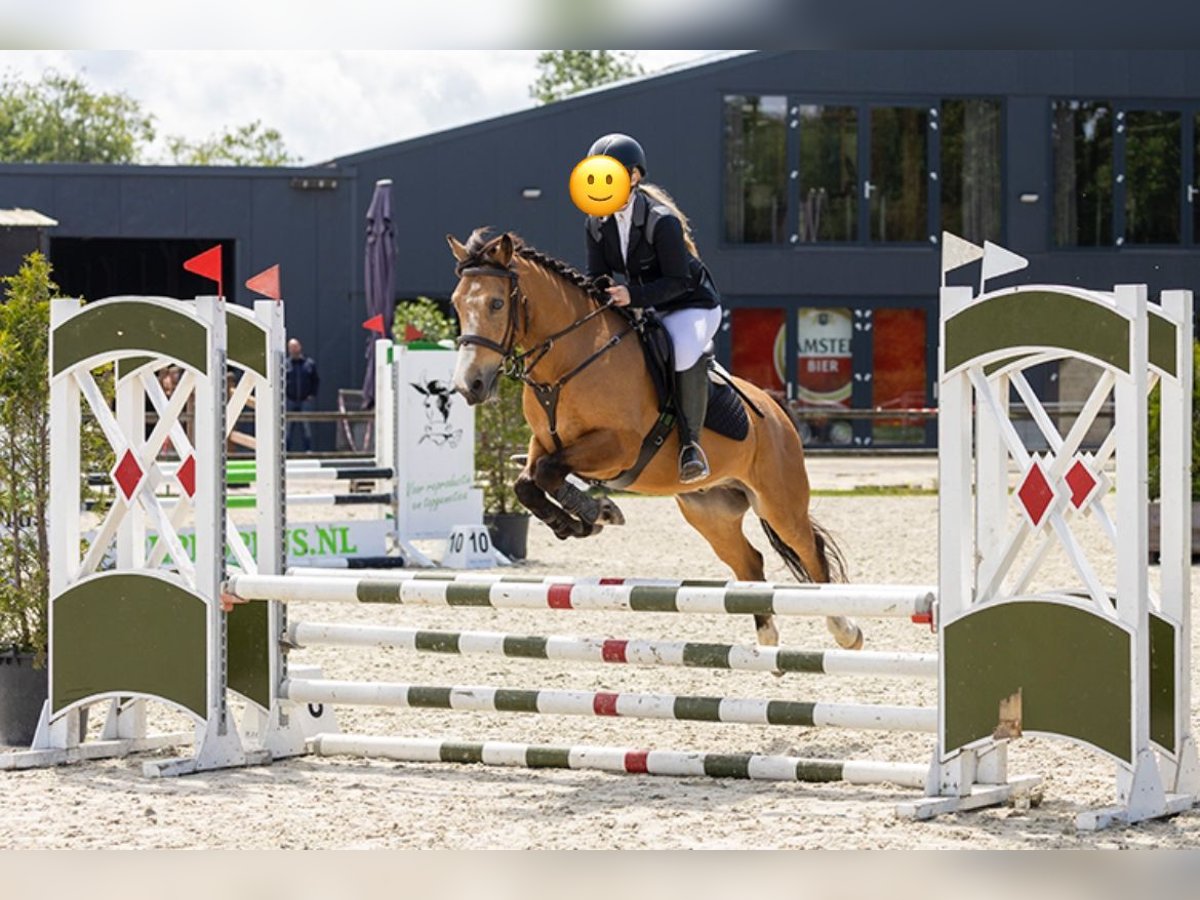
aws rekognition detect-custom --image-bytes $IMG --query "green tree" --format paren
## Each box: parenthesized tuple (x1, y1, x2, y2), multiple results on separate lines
(529, 51, 643, 105)
(167, 120, 297, 166)
(0, 253, 55, 655)
(0, 70, 155, 163)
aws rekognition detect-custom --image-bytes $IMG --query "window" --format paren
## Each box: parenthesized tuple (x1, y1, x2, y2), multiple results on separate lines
(723, 95, 789, 243)
(1052, 101, 1114, 246)
(941, 100, 1002, 244)
(796, 105, 858, 242)
(869, 107, 929, 243)
(1125, 110, 1182, 244)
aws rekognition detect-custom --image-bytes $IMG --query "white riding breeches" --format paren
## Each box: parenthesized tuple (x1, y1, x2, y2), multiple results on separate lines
(662, 305, 722, 370)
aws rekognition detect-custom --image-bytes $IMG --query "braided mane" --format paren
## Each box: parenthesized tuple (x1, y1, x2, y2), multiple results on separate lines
(463, 227, 607, 303)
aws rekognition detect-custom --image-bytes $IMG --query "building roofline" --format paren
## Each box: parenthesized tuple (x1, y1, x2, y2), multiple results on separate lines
(327, 50, 766, 166)
(0, 162, 347, 177)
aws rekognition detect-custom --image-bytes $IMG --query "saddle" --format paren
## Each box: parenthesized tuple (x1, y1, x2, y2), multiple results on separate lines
(600, 306, 757, 490)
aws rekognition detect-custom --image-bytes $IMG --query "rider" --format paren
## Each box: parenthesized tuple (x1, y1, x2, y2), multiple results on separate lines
(583, 133, 722, 485)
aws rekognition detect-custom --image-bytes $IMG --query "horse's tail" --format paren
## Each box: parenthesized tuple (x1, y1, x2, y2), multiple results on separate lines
(761, 519, 846, 584)
(759, 388, 847, 584)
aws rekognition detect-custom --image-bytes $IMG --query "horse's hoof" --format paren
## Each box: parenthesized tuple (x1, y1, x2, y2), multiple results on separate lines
(597, 498, 625, 526)
(842, 628, 864, 651)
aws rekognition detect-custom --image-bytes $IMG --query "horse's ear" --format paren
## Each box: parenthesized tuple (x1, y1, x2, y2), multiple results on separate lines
(446, 234, 470, 263)
(494, 233, 514, 267)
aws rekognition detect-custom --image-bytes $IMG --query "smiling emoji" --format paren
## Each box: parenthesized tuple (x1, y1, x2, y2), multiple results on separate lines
(569, 154, 632, 217)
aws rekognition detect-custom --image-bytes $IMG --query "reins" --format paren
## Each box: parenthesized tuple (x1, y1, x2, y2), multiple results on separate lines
(454, 253, 633, 452)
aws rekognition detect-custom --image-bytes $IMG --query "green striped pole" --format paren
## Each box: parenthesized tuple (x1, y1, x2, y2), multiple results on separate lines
(310, 734, 930, 788)
(288, 621, 938, 678)
(228, 573, 936, 622)
(226, 466, 394, 485)
(282, 678, 937, 732)
(163, 493, 393, 510)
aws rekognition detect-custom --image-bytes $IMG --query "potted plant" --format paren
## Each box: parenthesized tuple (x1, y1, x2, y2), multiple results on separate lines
(395, 297, 532, 560)
(1148, 338, 1200, 562)
(475, 374, 533, 560)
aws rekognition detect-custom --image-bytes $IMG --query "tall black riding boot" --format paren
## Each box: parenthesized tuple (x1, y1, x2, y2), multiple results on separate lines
(675, 356, 711, 484)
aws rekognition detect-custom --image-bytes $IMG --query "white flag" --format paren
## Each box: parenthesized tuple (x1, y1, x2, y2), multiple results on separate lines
(980, 241, 1029, 291)
(941, 232, 984, 285)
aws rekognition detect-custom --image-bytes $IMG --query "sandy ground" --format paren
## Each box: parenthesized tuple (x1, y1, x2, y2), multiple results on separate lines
(3, 456, 1199, 848)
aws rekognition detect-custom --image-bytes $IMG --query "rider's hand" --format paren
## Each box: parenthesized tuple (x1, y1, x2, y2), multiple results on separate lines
(606, 285, 631, 307)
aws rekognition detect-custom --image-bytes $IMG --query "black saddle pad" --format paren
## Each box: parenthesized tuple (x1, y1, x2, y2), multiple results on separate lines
(704, 377, 749, 441)
(622, 308, 750, 443)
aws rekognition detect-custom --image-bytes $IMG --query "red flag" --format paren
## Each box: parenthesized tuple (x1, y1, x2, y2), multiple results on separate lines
(362, 314, 385, 334)
(183, 244, 223, 297)
(245, 264, 281, 300)
(404, 323, 425, 342)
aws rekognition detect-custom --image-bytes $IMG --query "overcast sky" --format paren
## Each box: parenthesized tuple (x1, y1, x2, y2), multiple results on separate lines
(0, 50, 721, 165)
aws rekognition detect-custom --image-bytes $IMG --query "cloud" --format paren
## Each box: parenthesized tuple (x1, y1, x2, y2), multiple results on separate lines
(0, 50, 715, 164)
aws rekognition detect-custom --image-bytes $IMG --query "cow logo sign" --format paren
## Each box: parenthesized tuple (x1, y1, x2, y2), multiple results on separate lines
(410, 376, 463, 447)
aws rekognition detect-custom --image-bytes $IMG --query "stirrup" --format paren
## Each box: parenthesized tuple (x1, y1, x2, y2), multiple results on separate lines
(678, 443, 709, 484)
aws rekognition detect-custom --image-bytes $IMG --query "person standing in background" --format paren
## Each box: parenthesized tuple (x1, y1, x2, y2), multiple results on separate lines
(286, 338, 320, 452)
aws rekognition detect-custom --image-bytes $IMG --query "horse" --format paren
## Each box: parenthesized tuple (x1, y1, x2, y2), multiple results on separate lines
(445, 228, 859, 651)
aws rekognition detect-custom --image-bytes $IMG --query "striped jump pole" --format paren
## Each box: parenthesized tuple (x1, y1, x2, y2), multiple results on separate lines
(289, 557, 411, 570)
(161, 492, 394, 510)
(311, 734, 930, 789)
(227, 458, 374, 470)
(282, 678, 938, 732)
(226, 467, 394, 484)
(288, 621, 939, 678)
(227, 573, 936, 622)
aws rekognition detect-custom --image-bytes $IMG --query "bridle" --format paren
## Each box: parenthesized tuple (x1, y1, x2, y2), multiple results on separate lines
(452, 262, 526, 361)
(452, 254, 631, 451)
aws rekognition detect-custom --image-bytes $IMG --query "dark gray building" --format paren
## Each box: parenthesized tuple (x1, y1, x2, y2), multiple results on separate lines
(4, 50, 1199, 448)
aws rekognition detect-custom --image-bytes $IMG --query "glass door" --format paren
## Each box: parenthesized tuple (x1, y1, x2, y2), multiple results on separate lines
(864, 105, 933, 243)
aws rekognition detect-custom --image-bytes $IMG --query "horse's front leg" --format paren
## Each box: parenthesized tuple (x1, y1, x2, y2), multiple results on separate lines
(533, 430, 629, 537)
(513, 437, 584, 541)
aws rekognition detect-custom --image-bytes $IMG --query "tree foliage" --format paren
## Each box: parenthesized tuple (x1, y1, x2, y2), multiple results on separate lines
(167, 120, 297, 167)
(0, 70, 296, 167)
(0, 69, 155, 163)
(529, 51, 643, 105)
(0, 253, 55, 655)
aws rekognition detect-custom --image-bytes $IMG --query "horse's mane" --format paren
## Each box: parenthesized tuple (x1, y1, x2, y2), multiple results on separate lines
(463, 227, 607, 303)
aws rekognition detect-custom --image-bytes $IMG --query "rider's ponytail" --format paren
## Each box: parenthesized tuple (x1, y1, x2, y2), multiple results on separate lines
(639, 182, 701, 260)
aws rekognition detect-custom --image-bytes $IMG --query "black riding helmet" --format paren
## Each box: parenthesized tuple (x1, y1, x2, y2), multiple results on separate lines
(588, 133, 646, 177)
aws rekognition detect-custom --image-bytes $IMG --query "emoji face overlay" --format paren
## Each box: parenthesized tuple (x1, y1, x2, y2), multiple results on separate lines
(569, 154, 632, 217)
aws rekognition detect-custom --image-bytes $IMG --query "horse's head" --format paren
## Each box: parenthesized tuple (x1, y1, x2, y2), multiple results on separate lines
(446, 229, 522, 405)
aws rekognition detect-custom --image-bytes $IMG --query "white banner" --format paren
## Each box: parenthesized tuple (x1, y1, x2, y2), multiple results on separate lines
(391, 346, 483, 539)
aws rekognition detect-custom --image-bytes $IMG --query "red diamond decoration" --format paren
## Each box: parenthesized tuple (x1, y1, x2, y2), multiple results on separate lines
(111, 449, 145, 503)
(1016, 458, 1056, 528)
(176, 454, 197, 499)
(1065, 458, 1099, 510)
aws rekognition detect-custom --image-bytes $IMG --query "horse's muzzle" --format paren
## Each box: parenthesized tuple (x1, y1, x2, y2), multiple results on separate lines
(453, 366, 500, 406)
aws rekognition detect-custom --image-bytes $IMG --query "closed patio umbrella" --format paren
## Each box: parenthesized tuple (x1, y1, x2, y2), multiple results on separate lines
(361, 177, 396, 409)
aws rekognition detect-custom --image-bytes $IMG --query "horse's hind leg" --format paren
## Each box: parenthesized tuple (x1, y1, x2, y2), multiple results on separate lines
(675, 488, 778, 647)
(753, 489, 862, 650)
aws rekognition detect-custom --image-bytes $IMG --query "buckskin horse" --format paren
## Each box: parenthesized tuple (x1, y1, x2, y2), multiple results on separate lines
(446, 228, 859, 650)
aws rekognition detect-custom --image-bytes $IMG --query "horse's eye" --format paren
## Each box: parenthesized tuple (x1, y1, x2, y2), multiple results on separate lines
(490, 297, 505, 311)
